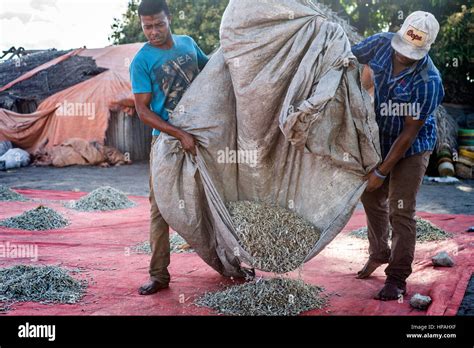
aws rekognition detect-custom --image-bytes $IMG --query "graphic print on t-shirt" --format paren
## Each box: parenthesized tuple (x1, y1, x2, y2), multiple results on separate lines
(154, 54, 199, 113)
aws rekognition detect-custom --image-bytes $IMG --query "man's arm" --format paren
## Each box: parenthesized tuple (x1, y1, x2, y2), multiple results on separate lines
(366, 117, 425, 192)
(365, 79, 444, 192)
(134, 93, 197, 156)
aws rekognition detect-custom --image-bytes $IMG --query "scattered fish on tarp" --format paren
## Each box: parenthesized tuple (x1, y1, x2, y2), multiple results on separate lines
(133, 233, 194, 254)
(195, 277, 327, 316)
(349, 217, 452, 242)
(67, 186, 135, 212)
(0, 185, 27, 202)
(0, 265, 87, 312)
(227, 201, 321, 274)
(0, 206, 69, 231)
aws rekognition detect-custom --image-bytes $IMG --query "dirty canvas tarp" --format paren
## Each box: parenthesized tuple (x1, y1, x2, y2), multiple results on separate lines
(153, 0, 381, 277)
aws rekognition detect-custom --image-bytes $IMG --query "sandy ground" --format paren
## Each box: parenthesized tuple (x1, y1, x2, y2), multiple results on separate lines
(1, 162, 473, 315)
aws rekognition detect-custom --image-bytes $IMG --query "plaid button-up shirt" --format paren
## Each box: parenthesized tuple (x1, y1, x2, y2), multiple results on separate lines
(352, 32, 445, 158)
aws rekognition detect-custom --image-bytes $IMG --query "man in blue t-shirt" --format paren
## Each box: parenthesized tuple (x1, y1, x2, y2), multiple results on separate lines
(351, 12, 444, 301)
(130, 0, 209, 295)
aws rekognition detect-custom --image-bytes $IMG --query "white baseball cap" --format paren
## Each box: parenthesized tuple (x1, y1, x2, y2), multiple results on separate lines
(391, 11, 440, 61)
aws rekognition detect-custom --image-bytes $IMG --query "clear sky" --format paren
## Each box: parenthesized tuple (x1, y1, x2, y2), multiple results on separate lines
(0, 0, 129, 52)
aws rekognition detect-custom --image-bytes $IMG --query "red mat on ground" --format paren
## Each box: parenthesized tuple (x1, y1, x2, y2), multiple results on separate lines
(0, 189, 472, 316)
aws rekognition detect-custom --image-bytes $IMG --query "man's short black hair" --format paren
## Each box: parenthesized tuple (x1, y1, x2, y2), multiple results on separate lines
(138, 0, 170, 17)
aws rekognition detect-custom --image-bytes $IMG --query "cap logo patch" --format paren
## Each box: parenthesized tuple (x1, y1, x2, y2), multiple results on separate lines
(403, 25, 427, 47)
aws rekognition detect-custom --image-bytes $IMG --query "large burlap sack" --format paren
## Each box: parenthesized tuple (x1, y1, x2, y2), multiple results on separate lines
(34, 138, 130, 167)
(50, 138, 105, 167)
(153, 0, 381, 277)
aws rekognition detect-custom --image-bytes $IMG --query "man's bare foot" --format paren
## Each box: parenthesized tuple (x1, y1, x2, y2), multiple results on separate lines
(356, 259, 387, 279)
(374, 283, 406, 301)
(138, 281, 169, 295)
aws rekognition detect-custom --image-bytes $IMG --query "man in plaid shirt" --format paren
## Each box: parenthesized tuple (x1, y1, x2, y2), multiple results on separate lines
(351, 11, 445, 301)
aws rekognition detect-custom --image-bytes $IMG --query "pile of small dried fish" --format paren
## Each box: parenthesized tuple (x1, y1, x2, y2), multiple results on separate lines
(349, 227, 370, 239)
(416, 218, 453, 242)
(132, 241, 152, 254)
(68, 186, 135, 212)
(195, 277, 327, 316)
(227, 201, 321, 274)
(0, 265, 87, 312)
(349, 217, 452, 242)
(133, 233, 194, 254)
(0, 185, 27, 202)
(0, 206, 69, 231)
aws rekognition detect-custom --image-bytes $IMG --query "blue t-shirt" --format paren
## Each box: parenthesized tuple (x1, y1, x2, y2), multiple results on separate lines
(352, 33, 445, 158)
(130, 35, 209, 136)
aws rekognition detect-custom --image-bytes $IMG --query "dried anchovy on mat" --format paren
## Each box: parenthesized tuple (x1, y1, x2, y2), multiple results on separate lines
(68, 186, 136, 212)
(415, 218, 453, 242)
(133, 233, 194, 254)
(226, 201, 321, 274)
(132, 241, 152, 254)
(195, 277, 327, 316)
(0, 265, 87, 312)
(0, 206, 69, 231)
(0, 185, 27, 202)
(349, 217, 452, 242)
(349, 227, 370, 239)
